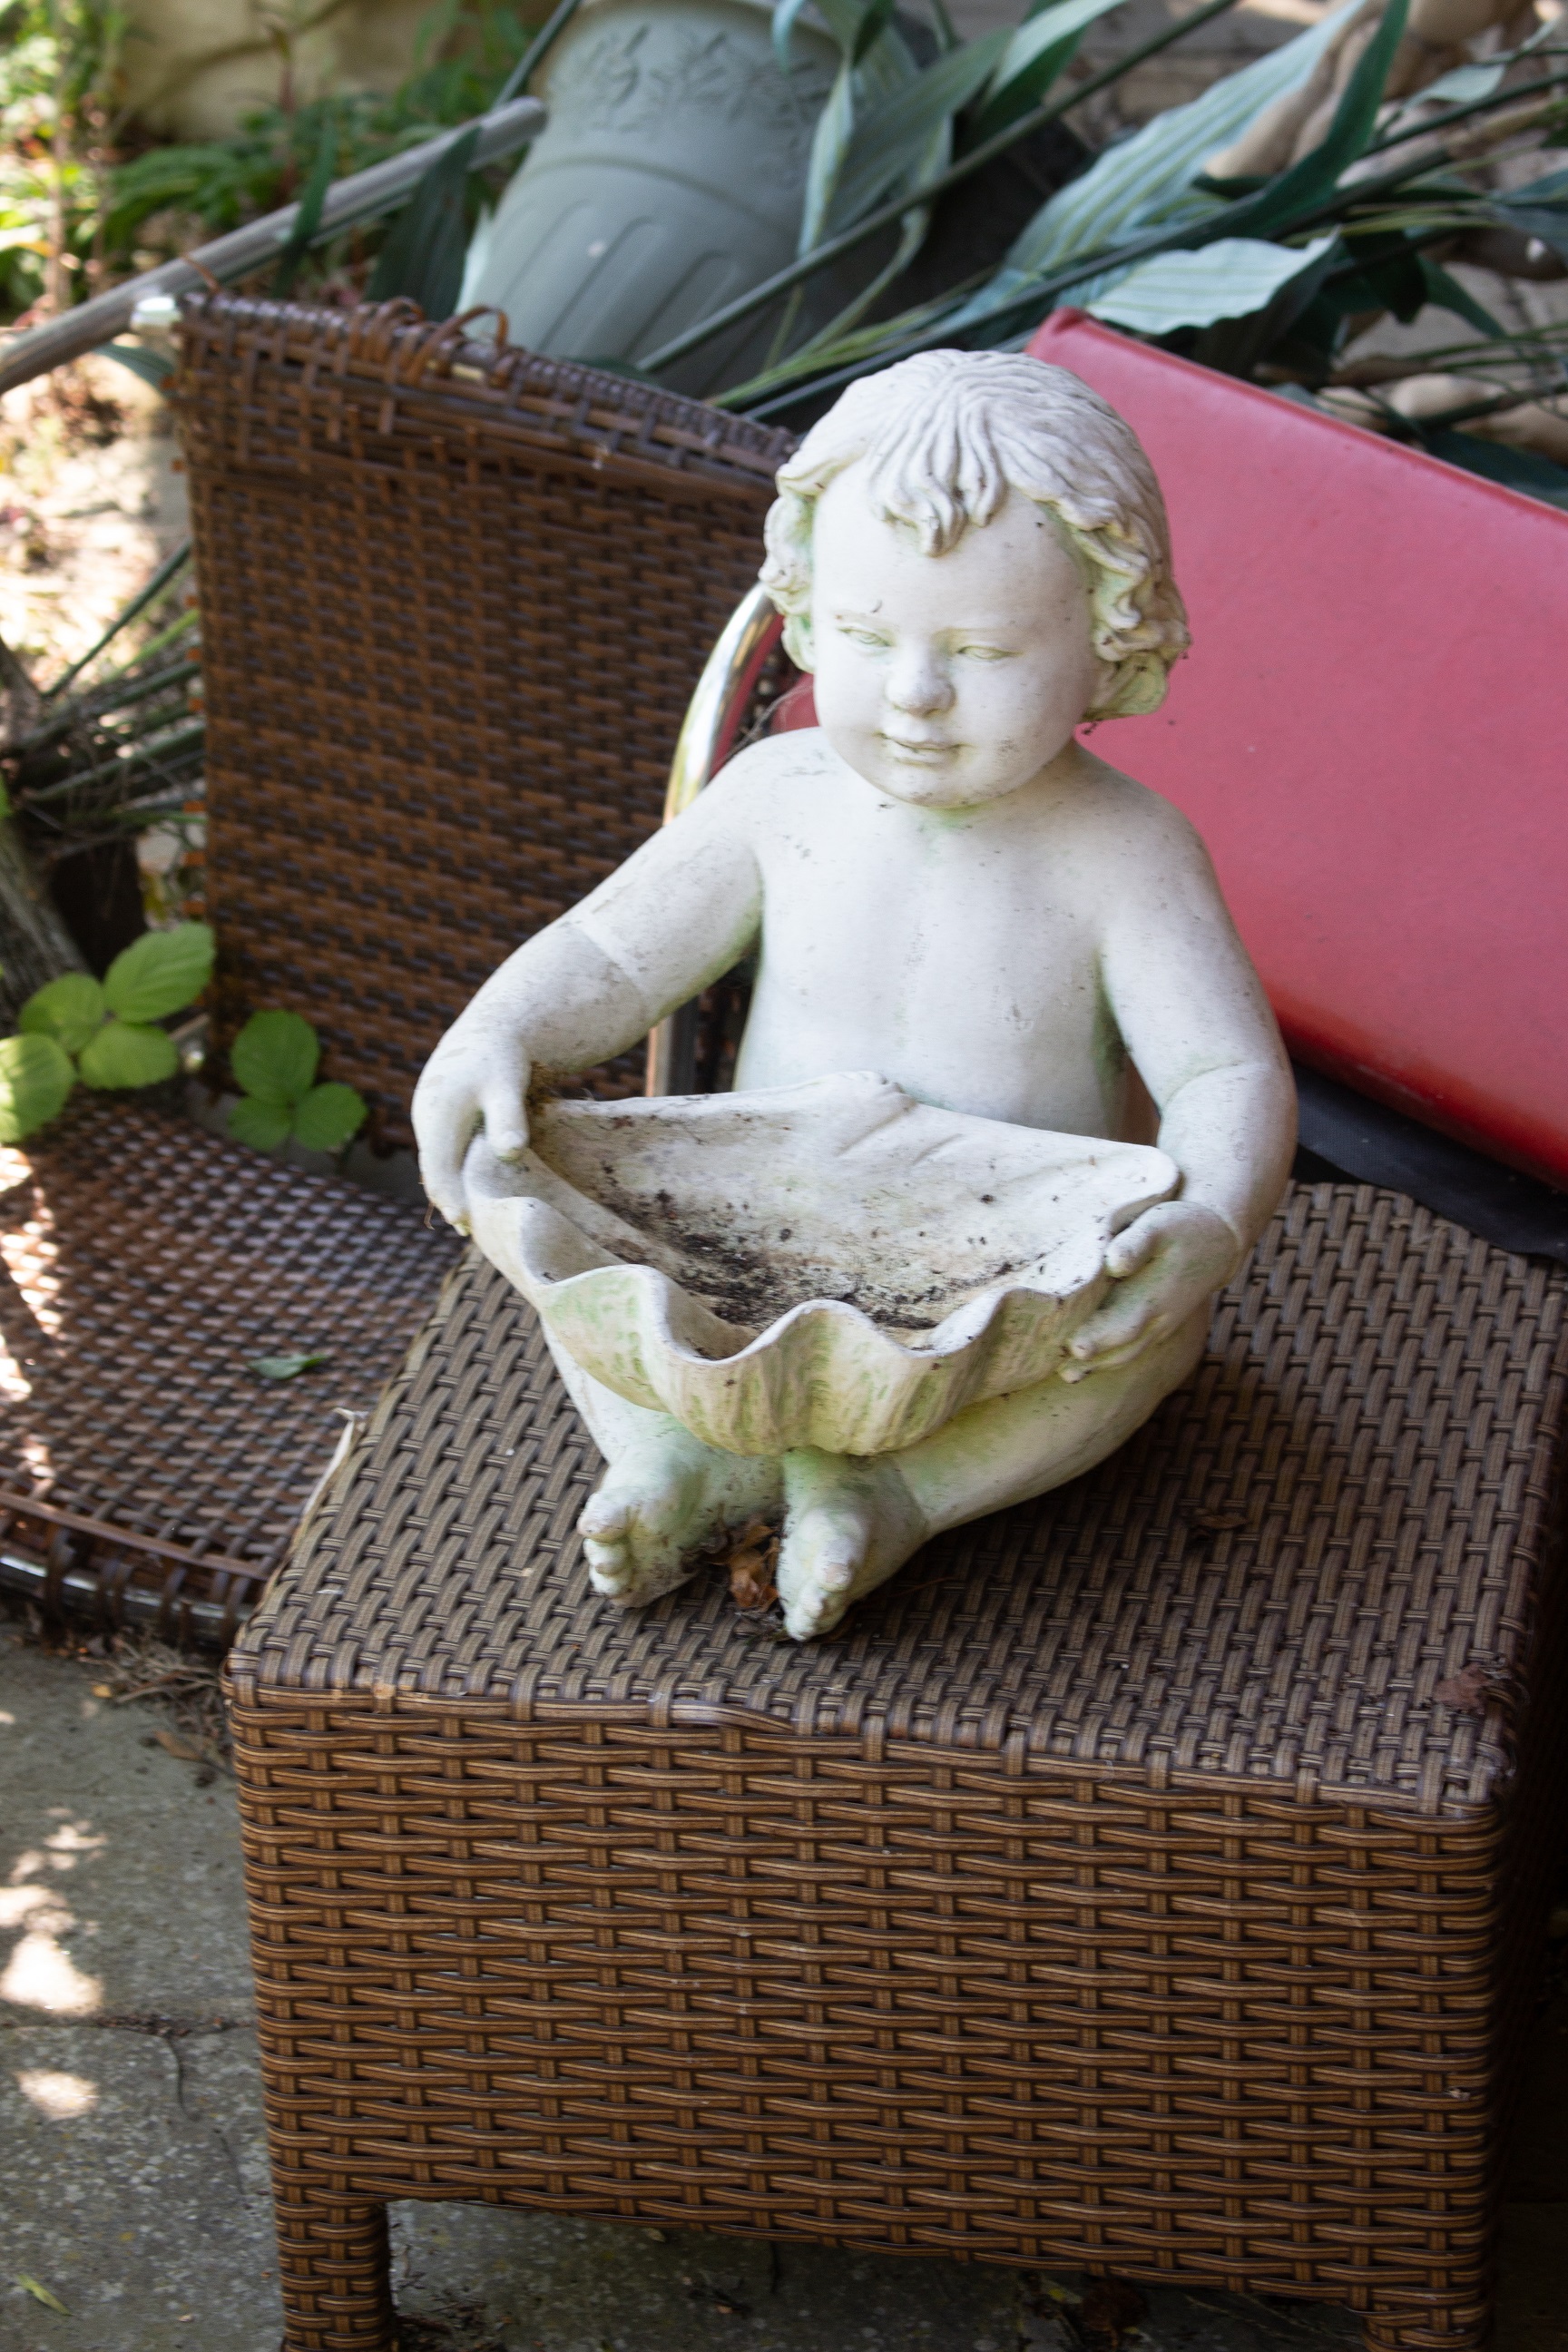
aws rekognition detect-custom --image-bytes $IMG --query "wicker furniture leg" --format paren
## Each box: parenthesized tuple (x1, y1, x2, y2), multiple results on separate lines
(272, 2186, 395, 2352)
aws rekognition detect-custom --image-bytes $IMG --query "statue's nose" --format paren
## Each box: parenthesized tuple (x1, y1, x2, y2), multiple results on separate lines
(886, 652, 954, 715)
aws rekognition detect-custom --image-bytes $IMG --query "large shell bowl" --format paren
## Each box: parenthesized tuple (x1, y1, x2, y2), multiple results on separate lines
(464, 1071, 1178, 1458)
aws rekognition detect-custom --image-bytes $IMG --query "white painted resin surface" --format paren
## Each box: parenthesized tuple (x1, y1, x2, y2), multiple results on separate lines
(465, 1072, 1178, 1455)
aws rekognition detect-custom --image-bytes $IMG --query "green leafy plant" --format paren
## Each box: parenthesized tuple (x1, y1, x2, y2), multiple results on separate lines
(250, 1349, 328, 1380)
(0, 0, 129, 321)
(227, 1009, 367, 1155)
(0, 919, 213, 1142)
(96, 0, 532, 309)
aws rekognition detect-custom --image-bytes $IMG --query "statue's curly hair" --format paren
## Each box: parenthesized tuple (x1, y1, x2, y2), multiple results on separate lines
(760, 349, 1190, 720)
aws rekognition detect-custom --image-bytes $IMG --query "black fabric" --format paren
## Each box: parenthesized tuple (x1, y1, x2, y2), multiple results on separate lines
(1291, 1063, 1568, 1264)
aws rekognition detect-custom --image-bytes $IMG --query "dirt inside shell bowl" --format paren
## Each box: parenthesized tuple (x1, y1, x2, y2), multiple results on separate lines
(464, 1071, 1178, 1457)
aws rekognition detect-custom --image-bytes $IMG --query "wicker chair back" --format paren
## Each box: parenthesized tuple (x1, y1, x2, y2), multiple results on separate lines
(176, 295, 793, 1147)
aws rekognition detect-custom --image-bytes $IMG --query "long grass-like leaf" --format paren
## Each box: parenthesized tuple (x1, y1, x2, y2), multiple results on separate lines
(853, 0, 900, 64)
(366, 123, 479, 317)
(800, 62, 858, 255)
(825, 31, 1009, 230)
(1487, 165, 1568, 259)
(774, 0, 818, 69)
(1220, 0, 1410, 237)
(43, 544, 191, 703)
(970, 0, 1135, 143)
(271, 120, 337, 298)
(794, 0, 921, 255)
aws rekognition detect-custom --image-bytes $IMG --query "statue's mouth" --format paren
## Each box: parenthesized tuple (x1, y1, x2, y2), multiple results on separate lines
(882, 733, 958, 762)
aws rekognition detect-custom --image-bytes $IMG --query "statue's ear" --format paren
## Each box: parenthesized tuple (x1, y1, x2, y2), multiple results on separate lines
(1088, 652, 1168, 721)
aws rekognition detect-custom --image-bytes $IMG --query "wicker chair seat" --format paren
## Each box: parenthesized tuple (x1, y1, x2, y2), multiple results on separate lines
(229, 1176, 1568, 2352)
(0, 1094, 457, 1639)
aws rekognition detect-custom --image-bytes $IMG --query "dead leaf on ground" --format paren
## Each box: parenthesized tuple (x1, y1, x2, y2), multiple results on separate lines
(1079, 2276, 1148, 2350)
(723, 1518, 779, 1612)
(93, 1632, 232, 1769)
(152, 1727, 204, 1761)
(1435, 1664, 1493, 1713)
(1036, 2275, 1083, 2308)
(15, 2272, 70, 2314)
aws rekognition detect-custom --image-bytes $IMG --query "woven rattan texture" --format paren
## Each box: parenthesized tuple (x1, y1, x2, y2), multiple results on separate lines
(230, 1182, 1568, 2348)
(236, 1181, 1566, 1815)
(0, 1094, 456, 1624)
(174, 296, 794, 1149)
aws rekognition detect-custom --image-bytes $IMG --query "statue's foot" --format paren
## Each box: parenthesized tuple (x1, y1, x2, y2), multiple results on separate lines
(579, 1421, 779, 1609)
(776, 1448, 928, 1642)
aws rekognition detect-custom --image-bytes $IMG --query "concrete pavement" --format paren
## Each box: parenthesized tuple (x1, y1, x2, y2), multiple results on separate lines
(3, 1625, 1563, 2352)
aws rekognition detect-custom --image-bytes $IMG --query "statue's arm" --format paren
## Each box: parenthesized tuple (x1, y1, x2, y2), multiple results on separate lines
(413, 775, 763, 1228)
(1057, 808, 1297, 1383)
(1099, 813, 1297, 1260)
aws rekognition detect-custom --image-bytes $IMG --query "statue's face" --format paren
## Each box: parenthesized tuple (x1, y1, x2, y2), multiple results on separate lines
(807, 465, 1104, 811)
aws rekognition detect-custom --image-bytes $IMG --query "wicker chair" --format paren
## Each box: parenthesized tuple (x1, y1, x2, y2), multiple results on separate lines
(225, 334, 1568, 2345)
(0, 298, 788, 1637)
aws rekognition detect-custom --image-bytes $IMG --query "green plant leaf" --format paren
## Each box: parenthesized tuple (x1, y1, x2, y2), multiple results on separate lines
(101, 921, 214, 1024)
(773, 0, 816, 69)
(272, 118, 337, 298)
(228, 1094, 294, 1152)
(969, 0, 1132, 145)
(291, 1082, 368, 1153)
(1225, 0, 1410, 240)
(1421, 426, 1568, 509)
(826, 31, 1009, 231)
(78, 1018, 180, 1090)
(1418, 255, 1505, 338)
(250, 1351, 328, 1380)
(944, 3, 1353, 329)
(851, 0, 898, 65)
(18, 971, 104, 1056)
(230, 1009, 320, 1107)
(0, 1034, 75, 1142)
(366, 123, 479, 320)
(1085, 234, 1337, 332)
(1486, 167, 1568, 263)
(800, 58, 858, 254)
(1390, 57, 1504, 113)
(93, 338, 176, 388)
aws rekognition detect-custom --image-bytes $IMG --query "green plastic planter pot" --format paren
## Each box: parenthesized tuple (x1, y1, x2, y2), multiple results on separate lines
(461, 0, 838, 396)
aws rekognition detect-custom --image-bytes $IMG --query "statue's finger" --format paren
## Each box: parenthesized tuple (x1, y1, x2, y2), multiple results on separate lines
(1105, 1218, 1163, 1279)
(1061, 1328, 1154, 1382)
(479, 1069, 530, 1160)
(413, 1088, 479, 1230)
(1071, 1291, 1152, 1359)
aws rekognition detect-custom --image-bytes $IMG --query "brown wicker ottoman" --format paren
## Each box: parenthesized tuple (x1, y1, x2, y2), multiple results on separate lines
(228, 1180, 1568, 2352)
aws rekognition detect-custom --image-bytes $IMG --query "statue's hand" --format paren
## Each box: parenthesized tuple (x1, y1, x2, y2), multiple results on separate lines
(1059, 1200, 1237, 1383)
(411, 1015, 532, 1235)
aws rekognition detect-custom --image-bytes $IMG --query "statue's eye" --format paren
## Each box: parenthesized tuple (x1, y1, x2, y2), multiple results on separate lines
(841, 625, 888, 649)
(958, 643, 1011, 662)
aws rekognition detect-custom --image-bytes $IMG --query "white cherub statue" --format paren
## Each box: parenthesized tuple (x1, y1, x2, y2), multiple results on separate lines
(413, 349, 1296, 1640)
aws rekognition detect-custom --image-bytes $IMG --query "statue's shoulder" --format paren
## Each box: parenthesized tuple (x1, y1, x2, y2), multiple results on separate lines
(709, 723, 837, 803)
(1070, 746, 1211, 867)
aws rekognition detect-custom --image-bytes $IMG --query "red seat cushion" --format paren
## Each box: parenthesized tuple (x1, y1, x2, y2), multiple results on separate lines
(1029, 311, 1568, 1188)
(774, 319, 1568, 1187)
